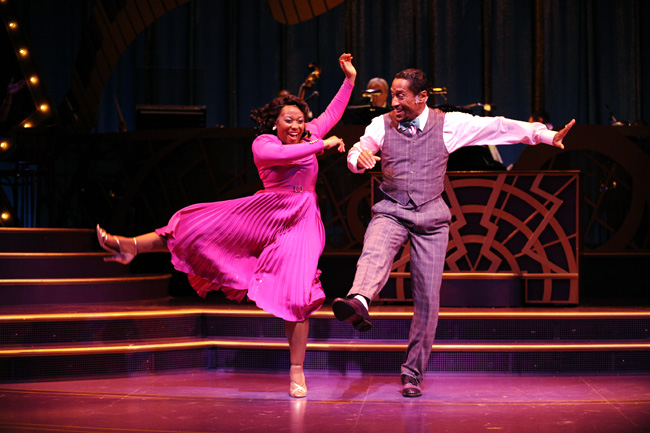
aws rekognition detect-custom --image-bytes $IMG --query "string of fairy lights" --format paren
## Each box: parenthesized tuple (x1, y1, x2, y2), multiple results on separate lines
(1, 0, 55, 225)
(1, 0, 54, 130)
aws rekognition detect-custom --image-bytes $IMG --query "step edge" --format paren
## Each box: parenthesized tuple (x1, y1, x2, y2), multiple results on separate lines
(0, 275, 173, 285)
(0, 308, 650, 323)
(0, 252, 109, 258)
(0, 228, 94, 233)
(2, 308, 650, 322)
(2, 339, 649, 357)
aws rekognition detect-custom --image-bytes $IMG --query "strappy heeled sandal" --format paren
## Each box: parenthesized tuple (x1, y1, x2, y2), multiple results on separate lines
(96, 224, 137, 264)
(289, 364, 307, 398)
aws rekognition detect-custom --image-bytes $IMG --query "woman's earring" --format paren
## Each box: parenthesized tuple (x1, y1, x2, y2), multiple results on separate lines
(272, 126, 277, 131)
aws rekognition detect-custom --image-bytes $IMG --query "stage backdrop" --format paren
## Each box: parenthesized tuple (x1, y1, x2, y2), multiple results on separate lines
(2, 0, 649, 169)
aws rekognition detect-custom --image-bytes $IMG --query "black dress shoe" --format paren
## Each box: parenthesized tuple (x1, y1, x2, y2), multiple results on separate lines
(401, 375, 422, 398)
(332, 297, 372, 332)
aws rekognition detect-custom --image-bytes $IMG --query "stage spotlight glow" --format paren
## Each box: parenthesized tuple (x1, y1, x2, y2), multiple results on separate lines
(1, 212, 10, 220)
(29, 76, 38, 84)
(23, 122, 32, 128)
(39, 104, 49, 112)
(19, 48, 28, 57)
(0, 141, 8, 150)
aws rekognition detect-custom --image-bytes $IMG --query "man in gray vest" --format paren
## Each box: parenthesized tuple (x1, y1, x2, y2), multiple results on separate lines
(332, 68, 574, 397)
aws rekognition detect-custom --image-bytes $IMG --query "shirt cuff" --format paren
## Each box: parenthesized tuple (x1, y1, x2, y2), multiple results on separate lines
(539, 129, 556, 145)
(347, 151, 365, 173)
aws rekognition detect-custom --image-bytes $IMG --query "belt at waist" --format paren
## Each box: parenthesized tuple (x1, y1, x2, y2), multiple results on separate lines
(264, 185, 314, 193)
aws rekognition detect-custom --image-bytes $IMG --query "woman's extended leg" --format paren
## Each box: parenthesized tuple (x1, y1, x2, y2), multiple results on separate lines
(97, 225, 168, 264)
(285, 319, 309, 398)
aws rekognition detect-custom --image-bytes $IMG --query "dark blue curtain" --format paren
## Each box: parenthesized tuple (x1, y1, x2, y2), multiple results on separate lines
(9, 0, 650, 157)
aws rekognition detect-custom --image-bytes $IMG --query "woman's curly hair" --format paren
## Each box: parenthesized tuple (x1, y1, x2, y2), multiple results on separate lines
(250, 94, 311, 137)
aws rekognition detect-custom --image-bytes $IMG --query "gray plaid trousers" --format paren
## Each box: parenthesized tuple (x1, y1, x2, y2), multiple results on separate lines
(349, 195, 450, 381)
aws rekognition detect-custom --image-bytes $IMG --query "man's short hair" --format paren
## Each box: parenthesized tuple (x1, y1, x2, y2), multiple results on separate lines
(394, 69, 430, 95)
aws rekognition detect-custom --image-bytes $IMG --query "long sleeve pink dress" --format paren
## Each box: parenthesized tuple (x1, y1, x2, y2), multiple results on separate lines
(156, 79, 353, 321)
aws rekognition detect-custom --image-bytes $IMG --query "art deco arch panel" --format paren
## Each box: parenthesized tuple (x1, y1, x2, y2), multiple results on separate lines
(373, 172, 580, 305)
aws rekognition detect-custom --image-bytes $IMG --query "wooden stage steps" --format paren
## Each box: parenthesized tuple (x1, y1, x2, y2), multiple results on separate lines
(1, 301, 649, 381)
(0, 227, 648, 381)
(0, 228, 171, 304)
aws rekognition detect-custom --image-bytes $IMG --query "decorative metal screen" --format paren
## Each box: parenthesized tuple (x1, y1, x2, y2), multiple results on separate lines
(371, 171, 580, 304)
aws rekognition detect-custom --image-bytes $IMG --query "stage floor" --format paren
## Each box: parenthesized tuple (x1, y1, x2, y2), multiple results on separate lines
(2, 296, 650, 432)
(0, 370, 649, 433)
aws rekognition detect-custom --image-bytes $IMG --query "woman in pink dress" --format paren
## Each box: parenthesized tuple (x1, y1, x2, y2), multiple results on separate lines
(97, 53, 356, 397)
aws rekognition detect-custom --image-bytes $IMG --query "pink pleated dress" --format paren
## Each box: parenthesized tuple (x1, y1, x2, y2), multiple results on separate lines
(155, 79, 354, 321)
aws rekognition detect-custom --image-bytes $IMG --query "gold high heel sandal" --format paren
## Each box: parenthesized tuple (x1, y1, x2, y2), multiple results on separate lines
(96, 224, 137, 264)
(289, 365, 307, 398)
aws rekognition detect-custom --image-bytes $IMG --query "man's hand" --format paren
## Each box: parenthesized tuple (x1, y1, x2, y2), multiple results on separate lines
(356, 149, 381, 170)
(552, 119, 576, 149)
